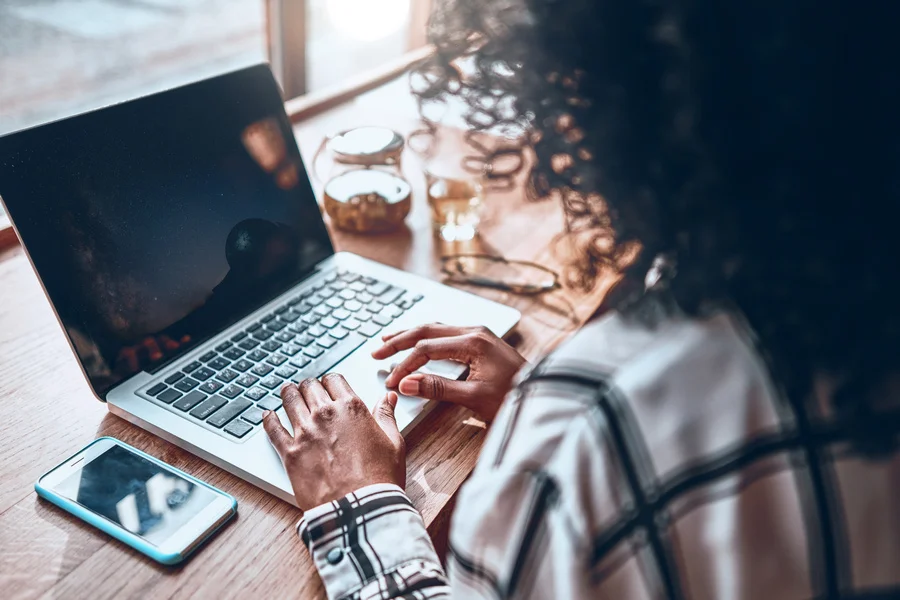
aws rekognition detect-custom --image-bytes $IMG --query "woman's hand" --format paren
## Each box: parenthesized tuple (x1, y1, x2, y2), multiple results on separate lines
(262, 374, 405, 511)
(372, 324, 527, 422)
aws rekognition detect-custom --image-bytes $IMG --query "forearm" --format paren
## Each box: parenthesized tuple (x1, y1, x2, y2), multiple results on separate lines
(298, 484, 450, 600)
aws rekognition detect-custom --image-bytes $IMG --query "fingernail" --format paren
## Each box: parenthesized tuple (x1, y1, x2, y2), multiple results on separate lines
(263, 410, 272, 418)
(398, 376, 421, 395)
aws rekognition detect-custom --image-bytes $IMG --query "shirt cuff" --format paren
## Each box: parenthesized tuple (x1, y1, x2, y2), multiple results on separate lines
(297, 484, 443, 600)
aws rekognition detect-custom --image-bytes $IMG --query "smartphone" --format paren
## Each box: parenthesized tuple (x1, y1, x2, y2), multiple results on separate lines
(35, 437, 237, 565)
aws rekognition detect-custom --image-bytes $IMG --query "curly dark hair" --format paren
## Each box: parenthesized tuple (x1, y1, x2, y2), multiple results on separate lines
(414, 0, 900, 440)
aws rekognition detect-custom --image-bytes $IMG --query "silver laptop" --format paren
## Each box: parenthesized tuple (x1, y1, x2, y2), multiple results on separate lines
(0, 65, 519, 505)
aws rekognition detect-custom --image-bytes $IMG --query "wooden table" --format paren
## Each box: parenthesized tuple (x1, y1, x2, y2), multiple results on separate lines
(0, 76, 611, 599)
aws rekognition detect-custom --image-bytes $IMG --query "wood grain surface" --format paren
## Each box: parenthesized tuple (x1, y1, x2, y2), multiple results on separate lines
(0, 76, 612, 599)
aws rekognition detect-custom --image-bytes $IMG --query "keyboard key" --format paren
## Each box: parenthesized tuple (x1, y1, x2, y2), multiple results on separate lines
(146, 383, 167, 397)
(343, 318, 362, 331)
(193, 367, 215, 381)
(241, 406, 265, 425)
(215, 341, 233, 352)
(360, 276, 377, 285)
(307, 325, 327, 338)
(325, 297, 343, 309)
(339, 289, 357, 301)
(289, 322, 308, 335)
(231, 331, 248, 342)
(275, 305, 289, 314)
(266, 320, 287, 332)
(276, 366, 297, 379)
(207, 399, 253, 428)
(288, 295, 304, 306)
(332, 308, 351, 320)
(224, 419, 254, 438)
(281, 343, 302, 356)
(289, 333, 367, 384)
(301, 313, 321, 326)
(317, 336, 337, 349)
(313, 305, 332, 317)
(208, 357, 230, 371)
(281, 311, 301, 323)
(174, 378, 199, 392)
(220, 384, 243, 399)
(373, 313, 394, 327)
(232, 359, 254, 372)
(296, 334, 315, 346)
(251, 363, 274, 376)
(368, 301, 386, 314)
(157, 389, 183, 404)
(245, 387, 268, 401)
(340, 271, 361, 283)
(239, 339, 259, 351)
(296, 301, 313, 314)
(267, 354, 288, 366)
(384, 305, 404, 318)
(319, 287, 336, 299)
(396, 297, 415, 310)
(289, 356, 311, 369)
(357, 292, 374, 303)
(261, 376, 284, 390)
(246, 322, 262, 333)
(216, 368, 238, 383)
(276, 332, 295, 343)
(248, 350, 269, 362)
(324, 271, 338, 283)
(261, 314, 276, 323)
(199, 351, 217, 362)
(381, 287, 405, 304)
(329, 327, 349, 340)
(183, 361, 202, 374)
(262, 340, 282, 352)
(199, 380, 224, 394)
(413, 294, 424, 302)
(303, 345, 324, 359)
(258, 396, 283, 411)
(355, 310, 374, 322)
(367, 282, 390, 296)
(173, 390, 207, 411)
(190, 395, 228, 419)
(164, 372, 185, 385)
(236, 373, 260, 388)
(358, 322, 383, 337)
(349, 281, 366, 292)
(223, 347, 245, 360)
(253, 329, 274, 341)
(320, 316, 339, 329)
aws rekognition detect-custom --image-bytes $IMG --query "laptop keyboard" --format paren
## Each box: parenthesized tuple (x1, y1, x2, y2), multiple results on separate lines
(140, 269, 423, 442)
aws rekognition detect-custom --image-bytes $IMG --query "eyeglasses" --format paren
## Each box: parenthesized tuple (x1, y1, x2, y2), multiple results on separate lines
(441, 254, 561, 295)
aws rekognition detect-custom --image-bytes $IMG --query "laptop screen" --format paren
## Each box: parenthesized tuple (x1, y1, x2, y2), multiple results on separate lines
(0, 65, 333, 397)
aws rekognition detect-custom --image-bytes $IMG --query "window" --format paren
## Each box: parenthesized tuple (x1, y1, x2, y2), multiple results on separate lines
(0, 0, 432, 224)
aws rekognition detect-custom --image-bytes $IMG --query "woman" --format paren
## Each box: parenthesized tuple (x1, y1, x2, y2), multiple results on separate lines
(262, 0, 900, 598)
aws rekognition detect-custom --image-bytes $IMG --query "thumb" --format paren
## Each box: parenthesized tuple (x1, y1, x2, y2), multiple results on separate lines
(374, 391, 402, 446)
(398, 373, 474, 405)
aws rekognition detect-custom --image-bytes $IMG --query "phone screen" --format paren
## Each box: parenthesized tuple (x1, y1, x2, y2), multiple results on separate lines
(51, 444, 221, 546)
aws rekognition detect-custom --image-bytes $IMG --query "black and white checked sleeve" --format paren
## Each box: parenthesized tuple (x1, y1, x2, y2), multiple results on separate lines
(297, 484, 450, 600)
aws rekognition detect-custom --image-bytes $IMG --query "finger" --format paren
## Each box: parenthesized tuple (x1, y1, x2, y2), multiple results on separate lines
(398, 373, 477, 405)
(143, 337, 163, 362)
(373, 392, 402, 446)
(280, 383, 312, 430)
(384, 336, 474, 388)
(120, 347, 139, 373)
(297, 377, 333, 411)
(262, 409, 292, 454)
(320, 373, 356, 403)
(371, 323, 476, 359)
(160, 335, 180, 352)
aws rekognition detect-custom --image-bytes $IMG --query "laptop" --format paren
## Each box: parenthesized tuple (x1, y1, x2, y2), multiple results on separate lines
(0, 64, 520, 505)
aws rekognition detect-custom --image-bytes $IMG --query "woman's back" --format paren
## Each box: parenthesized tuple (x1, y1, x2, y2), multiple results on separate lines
(450, 309, 900, 598)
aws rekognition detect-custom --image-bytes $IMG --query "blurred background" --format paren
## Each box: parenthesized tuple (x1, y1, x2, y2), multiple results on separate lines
(0, 0, 432, 218)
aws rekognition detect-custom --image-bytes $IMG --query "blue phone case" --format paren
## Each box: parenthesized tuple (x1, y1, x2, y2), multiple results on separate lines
(34, 436, 238, 565)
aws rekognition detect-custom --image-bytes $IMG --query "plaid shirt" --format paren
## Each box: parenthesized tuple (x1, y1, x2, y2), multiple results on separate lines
(298, 311, 900, 599)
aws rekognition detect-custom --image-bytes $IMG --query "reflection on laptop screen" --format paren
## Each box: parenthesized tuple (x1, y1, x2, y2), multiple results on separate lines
(0, 65, 333, 396)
